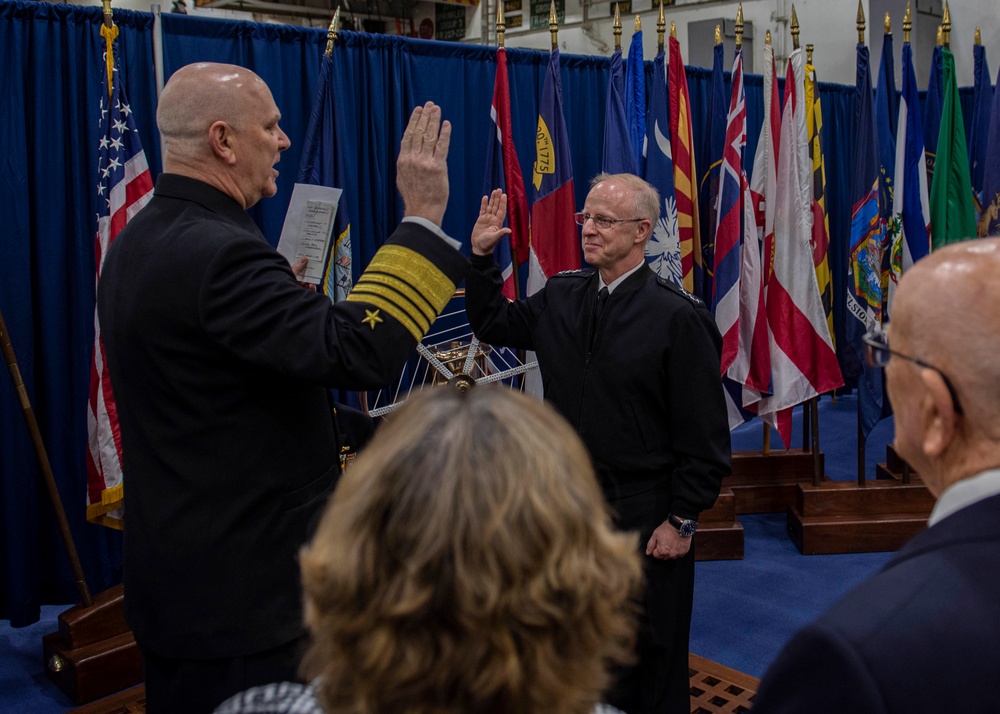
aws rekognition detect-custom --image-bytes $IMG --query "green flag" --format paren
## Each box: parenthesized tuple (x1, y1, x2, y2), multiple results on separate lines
(929, 47, 977, 249)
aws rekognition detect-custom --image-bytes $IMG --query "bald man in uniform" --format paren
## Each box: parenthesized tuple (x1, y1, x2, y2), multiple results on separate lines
(98, 63, 467, 713)
(753, 239, 1000, 714)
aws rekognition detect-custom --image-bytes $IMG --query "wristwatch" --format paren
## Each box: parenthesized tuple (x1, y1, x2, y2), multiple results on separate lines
(667, 513, 698, 537)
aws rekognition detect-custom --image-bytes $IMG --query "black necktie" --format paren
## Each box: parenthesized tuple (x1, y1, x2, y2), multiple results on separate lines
(589, 287, 609, 352)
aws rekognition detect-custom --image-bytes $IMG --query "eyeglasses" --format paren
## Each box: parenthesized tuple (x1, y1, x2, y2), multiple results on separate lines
(573, 212, 645, 230)
(862, 326, 963, 415)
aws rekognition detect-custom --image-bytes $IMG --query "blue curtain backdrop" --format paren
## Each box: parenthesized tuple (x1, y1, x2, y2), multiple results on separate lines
(0, 0, 976, 625)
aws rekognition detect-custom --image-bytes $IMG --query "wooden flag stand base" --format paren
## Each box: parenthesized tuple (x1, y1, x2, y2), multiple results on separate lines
(786, 444, 934, 555)
(728, 448, 821, 513)
(43, 584, 143, 706)
(695, 486, 744, 560)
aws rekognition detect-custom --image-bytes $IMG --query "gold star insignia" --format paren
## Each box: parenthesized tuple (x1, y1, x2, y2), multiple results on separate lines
(362, 309, 383, 330)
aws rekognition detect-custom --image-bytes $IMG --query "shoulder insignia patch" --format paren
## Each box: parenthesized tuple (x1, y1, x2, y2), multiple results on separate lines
(655, 276, 704, 306)
(551, 268, 595, 280)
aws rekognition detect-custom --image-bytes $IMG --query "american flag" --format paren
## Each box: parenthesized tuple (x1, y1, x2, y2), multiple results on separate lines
(85, 25, 153, 529)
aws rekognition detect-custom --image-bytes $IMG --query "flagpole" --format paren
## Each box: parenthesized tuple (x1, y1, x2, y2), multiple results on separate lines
(1, 307, 93, 608)
(657, 0, 664, 54)
(495, 0, 522, 303)
(760, 23, 771, 459)
(856, 0, 867, 486)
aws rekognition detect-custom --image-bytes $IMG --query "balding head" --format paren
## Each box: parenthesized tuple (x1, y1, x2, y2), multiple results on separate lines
(889, 238, 1000, 492)
(156, 63, 289, 208)
(158, 63, 267, 156)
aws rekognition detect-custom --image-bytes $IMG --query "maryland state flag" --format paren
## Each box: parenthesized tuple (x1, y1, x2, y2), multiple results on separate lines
(299, 51, 353, 302)
(528, 45, 578, 295)
(804, 56, 834, 348)
(668, 34, 702, 295)
(929, 46, 976, 249)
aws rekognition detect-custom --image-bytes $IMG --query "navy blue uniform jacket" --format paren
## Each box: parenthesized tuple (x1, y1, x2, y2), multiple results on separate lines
(98, 174, 467, 659)
(753, 492, 1000, 714)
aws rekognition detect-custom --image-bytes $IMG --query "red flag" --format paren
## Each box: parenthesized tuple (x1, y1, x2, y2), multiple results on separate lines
(86, 26, 154, 528)
(758, 49, 843, 448)
(494, 47, 530, 266)
(668, 35, 702, 295)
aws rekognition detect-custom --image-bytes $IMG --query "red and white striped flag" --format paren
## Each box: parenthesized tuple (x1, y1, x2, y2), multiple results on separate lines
(757, 48, 843, 447)
(745, 41, 781, 421)
(86, 23, 154, 529)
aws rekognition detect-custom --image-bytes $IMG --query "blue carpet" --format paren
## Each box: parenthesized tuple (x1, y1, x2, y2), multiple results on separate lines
(2, 394, 899, 708)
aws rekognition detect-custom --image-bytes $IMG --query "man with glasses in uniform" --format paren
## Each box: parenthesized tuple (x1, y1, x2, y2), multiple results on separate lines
(464, 173, 731, 714)
(753, 239, 1000, 714)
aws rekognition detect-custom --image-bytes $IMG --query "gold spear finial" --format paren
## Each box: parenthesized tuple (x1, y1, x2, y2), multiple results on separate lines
(806, 43, 813, 64)
(791, 5, 800, 50)
(324, 7, 340, 57)
(903, 1, 912, 44)
(657, 0, 665, 52)
(942, 0, 950, 47)
(766, 29, 771, 46)
(635, 15, 641, 33)
(936, 25, 943, 46)
(613, 4, 622, 51)
(975, 26, 981, 45)
(736, 4, 744, 51)
(670, 20, 676, 40)
(885, 12, 891, 34)
(100, 0, 117, 95)
(549, 0, 558, 49)
(714, 24, 721, 45)
(497, 1, 506, 48)
(857, 0, 866, 45)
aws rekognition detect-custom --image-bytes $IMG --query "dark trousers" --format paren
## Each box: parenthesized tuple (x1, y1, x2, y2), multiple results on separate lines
(602, 478, 695, 714)
(141, 636, 306, 714)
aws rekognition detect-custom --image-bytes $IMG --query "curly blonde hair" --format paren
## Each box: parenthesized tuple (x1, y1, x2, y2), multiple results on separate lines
(299, 385, 642, 714)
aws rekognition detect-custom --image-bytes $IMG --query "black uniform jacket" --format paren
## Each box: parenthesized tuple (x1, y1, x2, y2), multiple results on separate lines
(466, 254, 730, 520)
(98, 174, 467, 659)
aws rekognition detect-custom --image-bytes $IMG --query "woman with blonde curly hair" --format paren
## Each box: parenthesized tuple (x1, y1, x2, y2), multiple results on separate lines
(216, 384, 643, 714)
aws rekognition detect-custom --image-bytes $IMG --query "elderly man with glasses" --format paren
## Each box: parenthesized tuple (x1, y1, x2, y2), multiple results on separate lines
(464, 173, 731, 714)
(752, 238, 1000, 714)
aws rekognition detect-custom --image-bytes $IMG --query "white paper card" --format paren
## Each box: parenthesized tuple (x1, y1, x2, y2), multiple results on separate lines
(276, 183, 344, 285)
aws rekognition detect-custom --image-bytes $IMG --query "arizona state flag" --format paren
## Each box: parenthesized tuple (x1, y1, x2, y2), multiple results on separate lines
(668, 34, 702, 295)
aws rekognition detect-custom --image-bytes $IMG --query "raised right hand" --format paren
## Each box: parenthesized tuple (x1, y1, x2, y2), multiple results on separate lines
(471, 189, 512, 257)
(397, 101, 451, 227)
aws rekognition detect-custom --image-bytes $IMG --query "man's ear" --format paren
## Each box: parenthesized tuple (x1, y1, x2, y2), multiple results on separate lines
(920, 368, 958, 458)
(636, 219, 653, 245)
(208, 120, 237, 165)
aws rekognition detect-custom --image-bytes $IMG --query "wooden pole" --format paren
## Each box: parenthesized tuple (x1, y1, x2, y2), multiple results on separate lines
(0, 307, 93, 607)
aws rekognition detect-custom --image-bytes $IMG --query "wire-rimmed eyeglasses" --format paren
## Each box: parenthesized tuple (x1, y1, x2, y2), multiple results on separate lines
(573, 212, 645, 230)
(862, 326, 963, 415)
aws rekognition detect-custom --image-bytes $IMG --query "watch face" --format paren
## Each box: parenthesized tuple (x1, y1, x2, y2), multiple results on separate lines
(679, 520, 697, 537)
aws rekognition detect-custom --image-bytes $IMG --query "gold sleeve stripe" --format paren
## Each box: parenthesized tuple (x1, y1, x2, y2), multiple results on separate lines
(353, 271, 436, 324)
(351, 292, 425, 339)
(346, 244, 457, 341)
